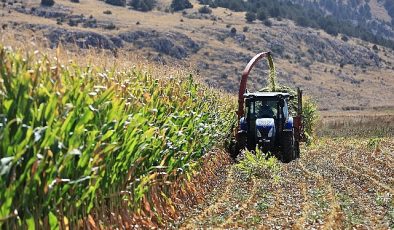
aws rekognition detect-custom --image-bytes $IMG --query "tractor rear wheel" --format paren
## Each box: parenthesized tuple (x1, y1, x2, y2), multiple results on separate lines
(230, 133, 247, 159)
(295, 140, 300, 158)
(281, 131, 296, 163)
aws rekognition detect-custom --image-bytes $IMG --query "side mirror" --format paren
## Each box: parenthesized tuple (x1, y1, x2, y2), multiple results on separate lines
(289, 95, 295, 100)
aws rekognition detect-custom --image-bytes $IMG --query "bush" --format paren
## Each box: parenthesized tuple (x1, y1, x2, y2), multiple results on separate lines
(245, 11, 256, 22)
(105, 0, 125, 6)
(263, 19, 272, 27)
(130, 0, 156, 12)
(341, 35, 349, 42)
(198, 0, 217, 8)
(171, 0, 193, 11)
(104, 22, 116, 30)
(198, 5, 212, 14)
(41, 0, 54, 6)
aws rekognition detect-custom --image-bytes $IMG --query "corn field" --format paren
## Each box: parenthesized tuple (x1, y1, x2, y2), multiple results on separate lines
(0, 46, 236, 228)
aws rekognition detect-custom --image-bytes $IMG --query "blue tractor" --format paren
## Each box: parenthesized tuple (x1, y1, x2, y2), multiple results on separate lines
(230, 52, 305, 163)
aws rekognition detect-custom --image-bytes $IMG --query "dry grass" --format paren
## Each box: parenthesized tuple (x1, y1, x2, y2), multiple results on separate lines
(368, 0, 392, 22)
(319, 110, 394, 137)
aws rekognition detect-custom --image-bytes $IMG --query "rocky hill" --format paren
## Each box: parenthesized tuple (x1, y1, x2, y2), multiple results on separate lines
(1, 0, 393, 111)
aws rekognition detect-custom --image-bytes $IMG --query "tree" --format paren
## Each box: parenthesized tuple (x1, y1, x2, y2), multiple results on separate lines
(41, 0, 54, 6)
(171, 0, 193, 11)
(245, 11, 256, 22)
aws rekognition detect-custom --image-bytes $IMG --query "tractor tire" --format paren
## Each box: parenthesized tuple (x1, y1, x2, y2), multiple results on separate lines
(295, 140, 300, 158)
(229, 140, 238, 159)
(281, 131, 296, 163)
(230, 133, 247, 159)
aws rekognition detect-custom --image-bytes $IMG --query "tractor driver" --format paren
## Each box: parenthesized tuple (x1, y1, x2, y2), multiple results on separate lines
(259, 102, 275, 118)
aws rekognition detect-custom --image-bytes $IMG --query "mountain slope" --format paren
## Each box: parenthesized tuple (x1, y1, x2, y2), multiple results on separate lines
(1, 0, 393, 111)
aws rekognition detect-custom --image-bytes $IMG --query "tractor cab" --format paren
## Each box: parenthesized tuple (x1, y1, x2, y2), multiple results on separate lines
(239, 92, 293, 153)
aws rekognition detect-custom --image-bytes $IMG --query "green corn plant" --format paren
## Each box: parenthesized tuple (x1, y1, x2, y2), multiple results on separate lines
(0, 45, 236, 228)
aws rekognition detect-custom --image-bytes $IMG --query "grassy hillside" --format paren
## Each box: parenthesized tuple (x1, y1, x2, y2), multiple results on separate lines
(0, 45, 235, 228)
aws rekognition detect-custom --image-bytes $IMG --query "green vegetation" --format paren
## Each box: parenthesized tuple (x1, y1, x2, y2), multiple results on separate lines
(245, 12, 256, 23)
(198, 5, 212, 14)
(202, 0, 394, 49)
(105, 0, 126, 7)
(0, 46, 235, 228)
(130, 0, 156, 12)
(236, 149, 280, 180)
(171, 0, 193, 11)
(40, 0, 54, 6)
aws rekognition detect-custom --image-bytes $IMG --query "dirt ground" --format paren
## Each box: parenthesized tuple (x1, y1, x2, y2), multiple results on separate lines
(178, 138, 394, 229)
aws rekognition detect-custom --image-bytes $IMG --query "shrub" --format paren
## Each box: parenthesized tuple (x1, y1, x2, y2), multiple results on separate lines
(105, 0, 125, 7)
(263, 19, 272, 27)
(104, 22, 116, 30)
(198, 5, 212, 14)
(245, 11, 256, 22)
(130, 0, 156, 12)
(41, 0, 54, 6)
(170, 0, 193, 11)
(198, 0, 216, 8)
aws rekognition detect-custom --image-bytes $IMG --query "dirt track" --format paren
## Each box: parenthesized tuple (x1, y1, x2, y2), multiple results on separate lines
(180, 138, 394, 229)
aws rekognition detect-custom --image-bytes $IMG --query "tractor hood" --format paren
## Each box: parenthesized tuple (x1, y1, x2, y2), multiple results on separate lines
(256, 118, 275, 129)
(256, 118, 275, 138)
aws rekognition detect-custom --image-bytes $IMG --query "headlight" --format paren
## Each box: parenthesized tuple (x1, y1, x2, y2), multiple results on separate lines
(257, 129, 262, 138)
(268, 127, 273, 137)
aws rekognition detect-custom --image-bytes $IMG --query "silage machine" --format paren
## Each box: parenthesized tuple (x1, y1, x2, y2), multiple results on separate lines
(230, 52, 305, 163)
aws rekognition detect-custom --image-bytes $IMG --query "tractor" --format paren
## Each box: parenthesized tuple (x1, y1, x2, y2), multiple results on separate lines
(230, 52, 305, 163)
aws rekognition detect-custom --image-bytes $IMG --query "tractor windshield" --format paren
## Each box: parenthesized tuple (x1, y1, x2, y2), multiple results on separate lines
(255, 100, 278, 118)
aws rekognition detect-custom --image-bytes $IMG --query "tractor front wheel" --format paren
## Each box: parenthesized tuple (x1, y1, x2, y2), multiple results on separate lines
(281, 131, 296, 163)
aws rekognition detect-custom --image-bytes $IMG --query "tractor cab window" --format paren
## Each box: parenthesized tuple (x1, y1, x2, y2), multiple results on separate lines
(255, 100, 277, 118)
(283, 100, 289, 120)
